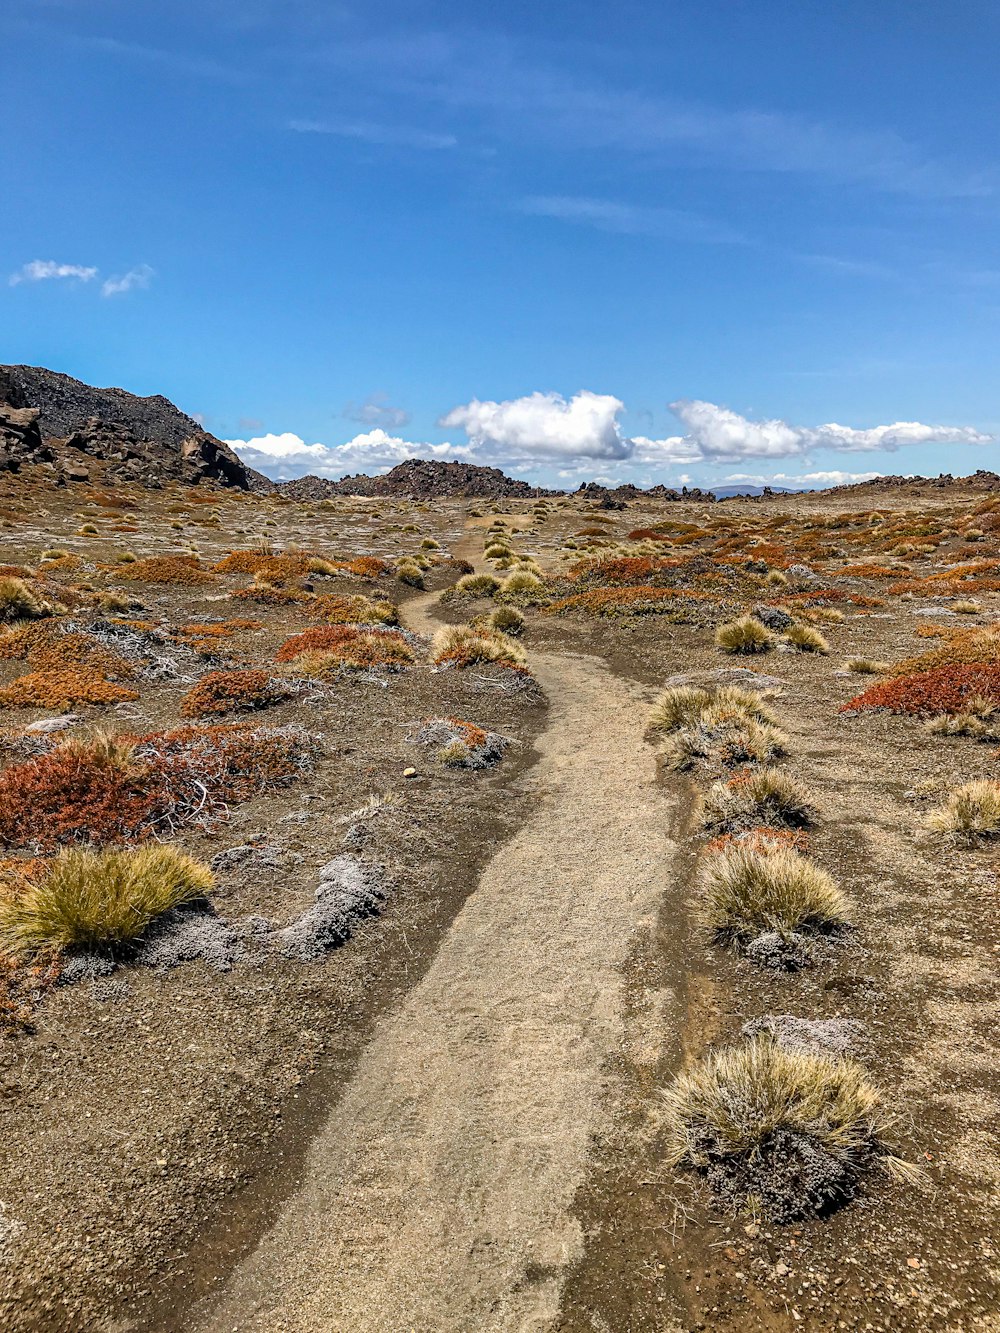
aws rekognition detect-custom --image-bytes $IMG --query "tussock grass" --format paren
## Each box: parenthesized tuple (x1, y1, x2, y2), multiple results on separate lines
(715, 615, 776, 655)
(430, 624, 527, 669)
(488, 606, 525, 636)
(784, 622, 830, 654)
(483, 542, 513, 559)
(845, 658, 890, 674)
(0, 845, 214, 956)
(765, 569, 788, 586)
(0, 577, 50, 623)
(661, 1035, 905, 1221)
(703, 768, 815, 830)
(455, 572, 501, 598)
(927, 779, 1000, 836)
(952, 600, 982, 615)
(499, 570, 546, 601)
(702, 844, 848, 943)
(649, 684, 777, 735)
(924, 696, 1000, 740)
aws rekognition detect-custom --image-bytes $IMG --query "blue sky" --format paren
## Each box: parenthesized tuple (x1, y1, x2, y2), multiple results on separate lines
(4, 0, 1000, 489)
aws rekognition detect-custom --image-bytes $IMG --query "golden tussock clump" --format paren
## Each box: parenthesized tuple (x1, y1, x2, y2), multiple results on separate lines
(454, 572, 502, 598)
(701, 843, 848, 944)
(0, 845, 214, 956)
(926, 779, 1000, 836)
(430, 624, 527, 669)
(702, 768, 815, 830)
(715, 615, 776, 655)
(784, 622, 830, 654)
(0, 576, 52, 623)
(660, 1036, 913, 1222)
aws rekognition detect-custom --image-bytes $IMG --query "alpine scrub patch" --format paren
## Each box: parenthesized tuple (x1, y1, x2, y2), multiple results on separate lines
(411, 716, 509, 768)
(180, 669, 291, 719)
(715, 615, 776, 655)
(660, 1036, 905, 1222)
(0, 845, 214, 956)
(0, 668, 140, 710)
(276, 624, 416, 669)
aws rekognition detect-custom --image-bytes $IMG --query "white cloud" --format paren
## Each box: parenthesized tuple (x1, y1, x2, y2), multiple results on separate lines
(670, 399, 988, 461)
(101, 264, 154, 297)
(518, 196, 745, 244)
(440, 390, 630, 459)
(774, 470, 887, 486)
(226, 427, 471, 482)
(9, 260, 98, 286)
(289, 119, 457, 150)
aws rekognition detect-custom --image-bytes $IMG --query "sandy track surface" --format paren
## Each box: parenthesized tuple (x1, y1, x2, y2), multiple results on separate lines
(198, 603, 676, 1331)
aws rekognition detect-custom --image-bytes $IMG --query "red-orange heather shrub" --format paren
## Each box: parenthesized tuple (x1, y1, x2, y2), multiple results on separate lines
(276, 624, 410, 663)
(346, 556, 389, 579)
(180, 669, 289, 718)
(843, 663, 1000, 716)
(545, 586, 707, 616)
(119, 555, 218, 585)
(0, 668, 139, 709)
(0, 723, 321, 849)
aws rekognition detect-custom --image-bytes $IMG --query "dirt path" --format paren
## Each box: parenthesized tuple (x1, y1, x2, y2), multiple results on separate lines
(196, 568, 680, 1332)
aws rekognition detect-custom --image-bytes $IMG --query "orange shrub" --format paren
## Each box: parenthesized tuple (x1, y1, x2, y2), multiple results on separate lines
(180, 669, 289, 718)
(276, 624, 411, 665)
(119, 555, 218, 585)
(0, 668, 139, 709)
(843, 663, 1000, 716)
(0, 724, 321, 849)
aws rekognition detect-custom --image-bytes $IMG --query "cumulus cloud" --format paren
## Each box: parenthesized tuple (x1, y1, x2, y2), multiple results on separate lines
(670, 399, 989, 461)
(9, 260, 98, 286)
(227, 391, 988, 487)
(440, 390, 630, 459)
(226, 427, 470, 482)
(101, 264, 154, 297)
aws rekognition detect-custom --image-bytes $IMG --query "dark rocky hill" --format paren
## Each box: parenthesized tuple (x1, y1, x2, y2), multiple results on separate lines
(281, 458, 555, 501)
(0, 365, 269, 490)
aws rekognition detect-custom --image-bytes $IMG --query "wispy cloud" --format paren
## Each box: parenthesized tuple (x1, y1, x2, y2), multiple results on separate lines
(343, 393, 411, 429)
(101, 263, 154, 297)
(312, 34, 993, 199)
(9, 260, 97, 287)
(795, 253, 901, 281)
(289, 119, 457, 150)
(517, 195, 745, 244)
